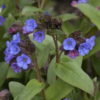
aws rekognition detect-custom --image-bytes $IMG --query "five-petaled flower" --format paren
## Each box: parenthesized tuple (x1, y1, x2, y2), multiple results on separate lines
(16, 54, 31, 70)
(33, 31, 45, 43)
(63, 38, 76, 50)
(23, 19, 37, 34)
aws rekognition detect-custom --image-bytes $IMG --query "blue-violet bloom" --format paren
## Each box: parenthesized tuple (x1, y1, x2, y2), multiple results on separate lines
(0, 16, 5, 26)
(16, 54, 31, 70)
(11, 63, 22, 73)
(4, 55, 14, 64)
(63, 38, 76, 50)
(1, 4, 6, 9)
(86, 36, 96, 50)
(23, 19, 37, 34)
(33, 31, 45, 43)
(12, 32, 21, 43)
(5, 41, 21, 55)
(78, 42, 91, 56)
(78, 0, 88, 3)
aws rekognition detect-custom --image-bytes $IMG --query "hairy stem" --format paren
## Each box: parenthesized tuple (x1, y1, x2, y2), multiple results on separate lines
(52, 35, 59, 63)
(34, 56, 46, 100)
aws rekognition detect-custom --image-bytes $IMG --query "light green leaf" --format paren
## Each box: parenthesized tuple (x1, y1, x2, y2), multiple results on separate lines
(62, 22, 77, 36)
(29, 34, 60, 67)
(15, 79, 45, 100)
(89, 0, 100, 7)
(45, 79, 73, 100)
(55, 62, 94, 95)
(21, 6, 42, 16)
(47, 58, 56, 84)
(9, 82, 25, 98)
(59, 13, 78, 22)
(76, 4, 100, 29)
(0, 62, 9, 88)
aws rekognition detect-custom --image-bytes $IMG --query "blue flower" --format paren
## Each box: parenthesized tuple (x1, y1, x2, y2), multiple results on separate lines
(63, 38, 76, 50)
(5, 41, 21, 55)
(23, 25, 34, 34)
(68, 50, 79, 59)
(1, 4, 6, 9)
(16, 54, 31, 70)
(78, 42, 91, 56)
(25, 19, 37, 27)
(23, 19, 37, 34)
(11, 62, 22, 73)
(86, 36, 96, 50)
(78, 0, 88, 3)
(0, 16, 5, 26)
(33, 31, 45, 43)
(12, 32, 21, 43)
(4, 55, 14, 64)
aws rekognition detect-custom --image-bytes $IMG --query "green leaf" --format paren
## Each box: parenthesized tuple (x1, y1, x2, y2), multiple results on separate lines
(92, 56, 100, 76)
(62, 22, 77, 36)
(45, 79, 73, 100)
(29, 34, 60, 67)
(9, 82, 25, 98)
(15, 79, 45, 100)
(85, 37, 100, 58)
(47, 58, 56, 84)
(59, 13, 78, 22)
(21, 6, 42, 16)
(55, 62, 94, 95)
(0, 62, 9, 88)
(89, 0, 100, 7)
(7, 67, 22, 79)
(76, 4, 100, 29)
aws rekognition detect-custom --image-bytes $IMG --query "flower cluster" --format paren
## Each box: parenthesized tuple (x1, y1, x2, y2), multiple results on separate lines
(4, 18, 46, 72)
(4, 33, 32, 73)
(62, 35, 96, 59)
(23, 19, 45, 43)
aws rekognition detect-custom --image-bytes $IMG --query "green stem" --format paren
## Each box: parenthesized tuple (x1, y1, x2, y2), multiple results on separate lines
(37, 0, 45, 8)
(34, 55, 46, 100)
(52, 35, 59, 63)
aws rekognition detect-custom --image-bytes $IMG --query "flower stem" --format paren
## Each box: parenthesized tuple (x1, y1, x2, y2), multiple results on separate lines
(52, 35, 59, 63)
(34, 55, 46, 100)
(37, 0, 45, 8)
